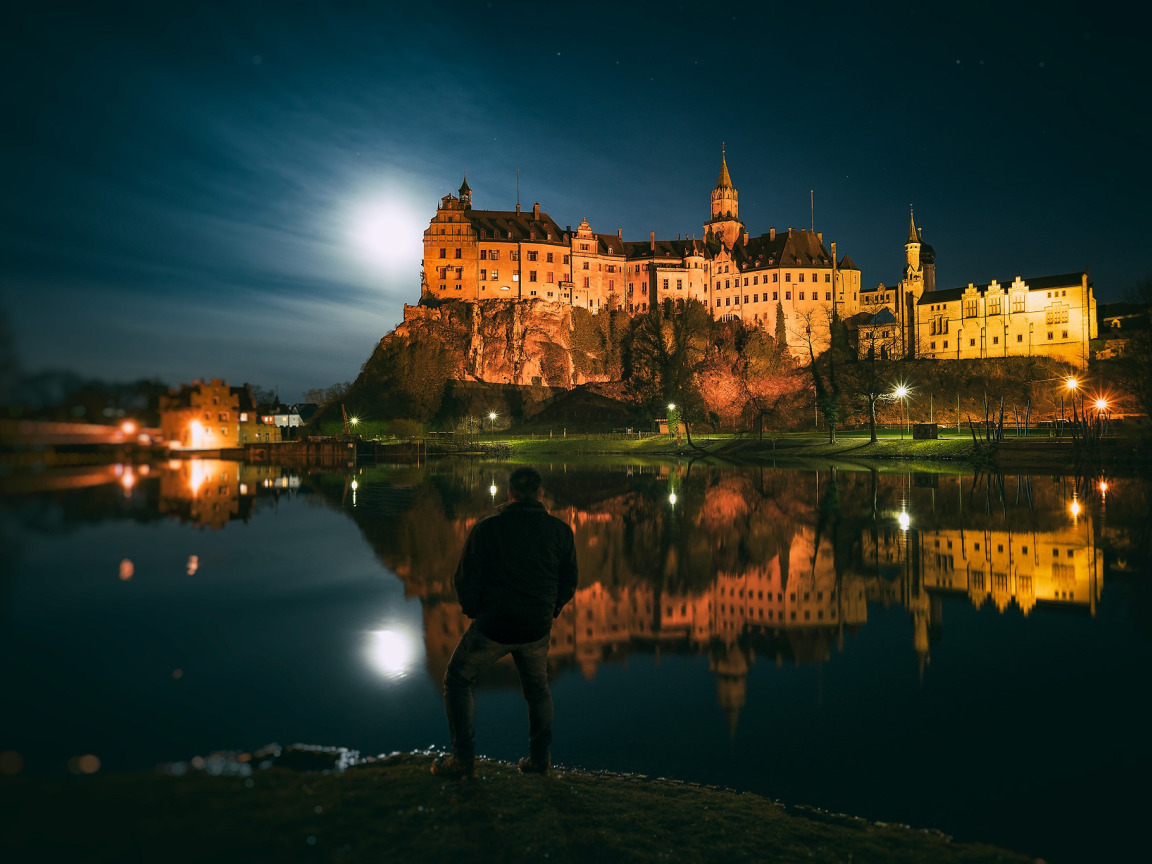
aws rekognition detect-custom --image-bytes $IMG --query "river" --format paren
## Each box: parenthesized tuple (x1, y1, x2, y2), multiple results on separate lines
(1, 457, 1149, 862)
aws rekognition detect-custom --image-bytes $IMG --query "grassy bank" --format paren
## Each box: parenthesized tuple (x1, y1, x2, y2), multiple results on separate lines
(0, 753, 1032, 863)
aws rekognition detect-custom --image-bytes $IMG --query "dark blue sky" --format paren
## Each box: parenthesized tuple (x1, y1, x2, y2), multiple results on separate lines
(2, 1, 1147, 399)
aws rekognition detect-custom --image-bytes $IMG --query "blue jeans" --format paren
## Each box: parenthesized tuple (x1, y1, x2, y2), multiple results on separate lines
(443, 623, 553, 766)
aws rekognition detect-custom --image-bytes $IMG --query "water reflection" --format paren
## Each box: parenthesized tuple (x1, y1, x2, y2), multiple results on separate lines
(364, 628, 421, 680)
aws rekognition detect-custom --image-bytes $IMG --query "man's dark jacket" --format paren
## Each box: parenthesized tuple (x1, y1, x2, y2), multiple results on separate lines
(454, 498, 578, 644)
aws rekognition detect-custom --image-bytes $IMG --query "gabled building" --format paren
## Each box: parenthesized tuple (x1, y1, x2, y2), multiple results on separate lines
(421, 151, 860, 358)
(160, 379, 280, 449)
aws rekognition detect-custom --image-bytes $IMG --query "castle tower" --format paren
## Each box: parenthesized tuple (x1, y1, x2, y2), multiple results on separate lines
(705, 145, 745, 250)
(458, 173, 472, 209)
(900, 209, 927, 358)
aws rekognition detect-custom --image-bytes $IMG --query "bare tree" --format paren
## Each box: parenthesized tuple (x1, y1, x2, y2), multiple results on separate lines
(796, 307, 845, 444)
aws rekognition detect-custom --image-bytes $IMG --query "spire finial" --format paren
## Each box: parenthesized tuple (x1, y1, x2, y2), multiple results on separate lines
(907, 206, 919, 244)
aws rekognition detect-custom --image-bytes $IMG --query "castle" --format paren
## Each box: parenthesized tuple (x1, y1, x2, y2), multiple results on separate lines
(422, 154, 1098, 367)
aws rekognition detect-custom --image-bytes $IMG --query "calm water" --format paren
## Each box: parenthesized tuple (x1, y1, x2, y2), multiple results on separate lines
(2, 457, 1150, 862)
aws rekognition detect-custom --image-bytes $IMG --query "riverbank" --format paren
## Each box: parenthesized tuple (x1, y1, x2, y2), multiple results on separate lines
(429, 431, 1149, 474)
(0, 752, 1034, 863)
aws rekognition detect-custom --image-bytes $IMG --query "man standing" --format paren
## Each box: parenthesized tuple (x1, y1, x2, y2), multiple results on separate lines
(432, 466, 578, 780)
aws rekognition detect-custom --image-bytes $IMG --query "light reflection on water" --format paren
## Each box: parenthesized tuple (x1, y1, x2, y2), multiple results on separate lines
(0, 458, 1149, 862)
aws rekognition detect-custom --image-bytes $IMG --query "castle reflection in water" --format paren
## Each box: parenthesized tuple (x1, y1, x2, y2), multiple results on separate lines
(113, 458, 1107, 731)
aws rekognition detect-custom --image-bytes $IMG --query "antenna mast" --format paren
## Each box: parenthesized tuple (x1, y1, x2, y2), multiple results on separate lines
(810, 190, 814, 233)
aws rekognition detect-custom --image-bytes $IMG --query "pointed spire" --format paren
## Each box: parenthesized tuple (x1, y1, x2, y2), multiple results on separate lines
(907, 207, 918, 244)
(458, 171, 471, 197)
(716, 143, 732, 189)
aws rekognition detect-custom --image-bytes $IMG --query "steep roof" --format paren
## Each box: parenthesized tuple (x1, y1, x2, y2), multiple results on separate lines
(734, 229, 833, 270)
(464, 209, 567, 244)
(918, 272, 1086, 306)
(716, 150, 733, 189)
(838, 254, 859, 271)
(907, 210, 919, 244)
(622, 237, 708, 260)
(593, 232, 626, 256)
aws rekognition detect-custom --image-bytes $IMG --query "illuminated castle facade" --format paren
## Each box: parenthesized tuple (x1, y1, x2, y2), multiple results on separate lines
(855, 212, 1099, 367)
(423, 155, 1098, 366)
(422, 152, 861, 358)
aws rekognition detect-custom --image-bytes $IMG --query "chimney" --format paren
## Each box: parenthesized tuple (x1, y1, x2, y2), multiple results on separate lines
(769, 227, 775, 240)
(617, 228, 622, 239)
(516, 203, 520, 214)
(788, 227, 793, 236)
(533, 202, 540, 220)
(650, 231, 656, 251)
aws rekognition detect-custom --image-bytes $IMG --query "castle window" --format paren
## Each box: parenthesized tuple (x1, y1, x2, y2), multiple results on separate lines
(563, 255, 570, 264)
(491, 269, 498, 280)
(943, 341, 948, 348)
(716, 299, 721, 307)
(609, 279, 614, 290)
(992, 336, 999, 344)
(510, 250, 519, 261)
(785, 291, 791, 300)
(744, 277, 749, 287)
(1062, 330, 1068, 338)
(676, 279, 682, 290)
(583, 261, 589, 270)
(753, 294, 758, 303)
(439, 248, 446, 258)
(825, 292, 831, 301)
(753, 275, 758, 285)
(1012, 295, 1025, 313)
(663, 279, 669, 290)
(970, 338, 976, 346)
(725, 280, 730, 289)
(931, 342, 936, 350)
(825, 273, 831, 282)
(583, 277, 590, 288)
(529, 271, 537, 282)
(455, 267, 462, 278)
(773, 292, 778, 300)
(989, 298, 1001, 315)
(725, 297, 730, 306)
(490, 250, 499, 261)
(744, 295, 749, 304)
(480, 250, 487, 261)
(454, 248, 462, 259)
(548, 271, 554, 282)
(715, 281, 720, 290)
(454, 284, 462, 291)
(580, 243, 589, 251)
(773, 273, 779, 282)
(547, 252, 554, 263)
(785, 273, 791, 282)
(1017, 334, 1023, 342)
(527, 251, 538, 262)
(798, 273, 804, 282)
(480, 269, 487, 280)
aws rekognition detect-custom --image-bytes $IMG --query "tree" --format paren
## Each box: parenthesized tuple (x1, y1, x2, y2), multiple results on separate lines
(732, 325, 795, 438)
(627, 299, 711, 440)
(302, 381, 352, 407)
(798, 307, 846, 444)
(847, 330, 902, 443)
(774, 301, 788, 357)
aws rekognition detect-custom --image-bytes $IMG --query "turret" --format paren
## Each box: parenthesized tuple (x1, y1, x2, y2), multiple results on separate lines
(458, 173, 472, 209)
(905, 208, 921, 275)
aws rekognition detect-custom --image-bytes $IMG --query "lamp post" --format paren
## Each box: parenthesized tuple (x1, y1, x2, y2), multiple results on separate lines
(667, 402, 676, 441)
(894, 385, 909, 439)
(488, 411, 497, 442)
(1060, 376, 1078, 436)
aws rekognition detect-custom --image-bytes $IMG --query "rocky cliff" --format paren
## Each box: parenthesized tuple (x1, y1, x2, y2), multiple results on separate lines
(390, 299, 616, 387)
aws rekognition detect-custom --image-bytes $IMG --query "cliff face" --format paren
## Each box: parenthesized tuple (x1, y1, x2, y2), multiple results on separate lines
(389, 299, 613, 387)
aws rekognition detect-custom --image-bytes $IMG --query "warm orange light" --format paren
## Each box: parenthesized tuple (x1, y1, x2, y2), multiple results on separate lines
(120, 420, 137, 436)
(1065, 376, 1079, 391)
(120, 468, 136, 492)
(1099, 480, 1109, 494)
(188, 460, 209, 496)
(1095, 398, 1108, 411)
(1069, 499, 1081, 517)
(189, 420, 207, 449)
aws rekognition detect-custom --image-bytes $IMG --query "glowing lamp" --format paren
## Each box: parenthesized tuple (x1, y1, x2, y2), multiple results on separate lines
(1095, 399, 1108, 411)
(898, 511, 911, 531)
(1065, 376, 1079, 391)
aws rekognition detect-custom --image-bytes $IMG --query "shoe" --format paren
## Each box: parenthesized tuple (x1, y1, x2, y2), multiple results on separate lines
(517, 756, 549, 776)
(431, 755, 474, 780)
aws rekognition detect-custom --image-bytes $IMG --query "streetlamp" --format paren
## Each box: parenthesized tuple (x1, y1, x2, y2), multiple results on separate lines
(667, 402, 676, 440)
(894, 385, 909, 439)
(488, 411, 497, 441)
(1060, 376, 1078, 435)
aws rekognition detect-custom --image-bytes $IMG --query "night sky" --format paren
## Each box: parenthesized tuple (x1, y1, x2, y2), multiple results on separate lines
(2, 1, 1147, 400)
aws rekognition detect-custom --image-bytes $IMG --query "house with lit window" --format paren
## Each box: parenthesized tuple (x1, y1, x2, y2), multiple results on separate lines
(160, 379, 280, 449)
